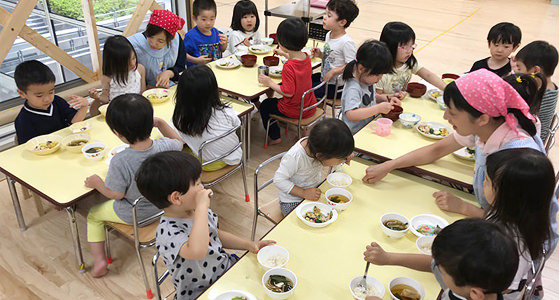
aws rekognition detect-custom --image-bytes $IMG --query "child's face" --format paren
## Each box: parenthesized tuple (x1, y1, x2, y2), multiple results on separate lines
(17, 82, 56, 110)
(440, 266, 479, 299)
(241, 13, 257, 32)
(483, 175, 495, 205)
(488, 41, 517, 61)
(177, 178, 205, 210)
(147, 31, 168, 50)
(396, 40, 416, 64)
(320, 157, 347, 167)
(322, 8, 345, 31)
(513, 59, 539, 75)
(129, 51, 137, 70)
(195, 9, 217, 33)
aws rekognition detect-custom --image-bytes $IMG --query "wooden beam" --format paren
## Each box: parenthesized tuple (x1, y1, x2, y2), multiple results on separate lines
(122, 0, 154, 37)
(80, 0, 102, 78)
(0, 0, 38, 64)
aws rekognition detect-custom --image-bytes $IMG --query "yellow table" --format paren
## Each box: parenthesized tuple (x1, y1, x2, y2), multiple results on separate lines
(199, 158, 477, 300)
(354, 95, 475, 192)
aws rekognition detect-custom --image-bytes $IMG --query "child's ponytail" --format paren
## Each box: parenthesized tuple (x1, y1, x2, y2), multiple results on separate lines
(342, 40, 393, 82)
(342, 60, 356, 81)
(503, 73, 547, 115)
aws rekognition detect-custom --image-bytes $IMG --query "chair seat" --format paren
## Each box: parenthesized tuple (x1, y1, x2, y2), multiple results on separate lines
(107, 221, 159, 244)
(258, 198, 284, 224)
(325, 98, 341, 107)
(201, 163, 239, 184)
(271, 108, 324, 126)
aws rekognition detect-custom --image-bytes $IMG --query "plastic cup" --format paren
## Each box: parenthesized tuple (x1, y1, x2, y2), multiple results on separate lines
(370, 118, 393, 137)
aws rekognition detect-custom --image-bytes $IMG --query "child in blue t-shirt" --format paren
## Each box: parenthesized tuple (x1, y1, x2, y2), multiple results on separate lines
(184, 0, 228, 67)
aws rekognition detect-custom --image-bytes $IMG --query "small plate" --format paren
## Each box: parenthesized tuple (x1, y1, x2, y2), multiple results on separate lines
(296, 202, 338, 228)
(105, 144, 129, 166)
(142, 88, 170, 104)
(212, 290, 257, 300)
(416, 122, 452, 140)
(248, 45, 272, 54)
(410, 214, 449, 237)
(427, 89, 442, 101)
(453, 147, 475, 161)
(215, 57, 241, 69)
(269, 66, 283, 78)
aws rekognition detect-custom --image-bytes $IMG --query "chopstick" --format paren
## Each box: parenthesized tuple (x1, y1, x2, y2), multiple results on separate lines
(234, 34, 256, 48)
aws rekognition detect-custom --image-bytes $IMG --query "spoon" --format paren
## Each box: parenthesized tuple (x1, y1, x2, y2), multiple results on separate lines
(357, 262, 370, 291)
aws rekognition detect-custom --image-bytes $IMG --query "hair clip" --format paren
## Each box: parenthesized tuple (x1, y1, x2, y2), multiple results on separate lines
(516, 76, 522, 83)
(530, 73, 535, 78)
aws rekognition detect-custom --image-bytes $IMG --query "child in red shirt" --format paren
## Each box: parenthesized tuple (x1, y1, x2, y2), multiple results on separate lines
(258, 17, 317, 145)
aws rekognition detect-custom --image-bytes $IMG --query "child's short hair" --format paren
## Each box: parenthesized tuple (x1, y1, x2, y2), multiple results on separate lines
(308, 118, 354, 161)
(277, 17, 308, 51)
(515, 40, 559, 77)
(231, 0, 260, 32)
(432, 218, 519, 294)
(106, 93, 153, 144)
(487, 22, 521, 46)
(103, 35, 138, 86)
(145, 24, 174, 47)
(14, 60, 55, 92)
(326, 0, 359, 28)
(193, 0, 217, 16)
(136, 151, 202, 209)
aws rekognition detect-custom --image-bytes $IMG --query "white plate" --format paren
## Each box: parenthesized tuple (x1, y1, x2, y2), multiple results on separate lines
(269, 66, 283, 78)
(453, 147, 475, 161)
(142, 88, 170, 104)
(426, 89, 442, 101)
(105, 144, 129, 166)
(212, 290, 257, 300)
(296, 202, 338, 228)
(215, 57, 241, 69)
(248, 45, 272, 54)
(416, 122, 452, 140)
(409, 214, 449, 237)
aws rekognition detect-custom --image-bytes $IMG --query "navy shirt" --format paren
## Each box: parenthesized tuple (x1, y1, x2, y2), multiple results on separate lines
(184, 26, 222, 67)
(15, 95, 77, 144)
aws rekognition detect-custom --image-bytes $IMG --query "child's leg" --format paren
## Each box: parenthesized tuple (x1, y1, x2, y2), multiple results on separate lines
(87, 200, 126, 277)
(259, 98, 286, 143)
(280, 201, 300, 216)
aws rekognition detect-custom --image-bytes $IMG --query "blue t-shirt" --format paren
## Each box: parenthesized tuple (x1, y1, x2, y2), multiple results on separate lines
(15, 95, 77, 144)
(184, 26, 221, 67)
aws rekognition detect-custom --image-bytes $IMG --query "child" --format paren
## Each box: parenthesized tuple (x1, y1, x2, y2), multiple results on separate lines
(184, 0, 228, 67)
(84, 93, 183, 278)
(503, 73, 547, 135)
(172, 65, 242, 171)
(274, 119, 354, 216)
(14, 60, 89, 144)
(136, 151, 275, 300)
(89, 35, 146, 114)
(310, 0, 359, 99)
(513, 40, 559, 142)
(227, 0, 262, 54)
(470, 22, 521, 78)
(258, 17, 316, 145)
(376, 21, 446, 101)
(341, 40, 398, 134)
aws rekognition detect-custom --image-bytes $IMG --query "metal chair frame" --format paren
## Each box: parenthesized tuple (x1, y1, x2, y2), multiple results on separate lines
(544, 113, 558, 155)
(152, 251, 174, 300)
(521, 248, 549, 300)
(324, 76, 344, 118)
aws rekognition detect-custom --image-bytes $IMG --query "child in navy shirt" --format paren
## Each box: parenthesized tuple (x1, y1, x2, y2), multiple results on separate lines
(184, 0, 228, 67)
(14, 60, 89, 144)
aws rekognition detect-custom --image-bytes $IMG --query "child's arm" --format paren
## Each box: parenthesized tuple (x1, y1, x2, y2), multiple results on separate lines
(433, 191, 484, 217)
(89, 76, 111, 104)
(375, 89, 405, 104)
(84, 174, 125, 200)
(154, 117, 183, 143)
(257, 75, 292, 97)
(364, 242, 432, 272)
(218, 33, 228, 53)
(187, 53, 212, 65)
(69, 95, 89, 123)
(345, 102, 394, 121)
(138, 64, 147, 93)
(310, 47, 323, 59)
(417, 67, 446, 91)
(178, 189, 213, 260)
(289, 185, 322, 201)
(273, 153, 321, 201)
(323, 65, 345, 82)
(218, 230, 276, 253)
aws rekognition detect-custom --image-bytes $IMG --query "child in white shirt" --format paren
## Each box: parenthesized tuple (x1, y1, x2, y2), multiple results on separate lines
(227, 0, 262, 55)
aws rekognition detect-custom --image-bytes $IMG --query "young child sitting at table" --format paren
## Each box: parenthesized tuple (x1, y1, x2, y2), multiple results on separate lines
(184, 0, 228, 67)
(227, 0, 262, 54)
(258, 17, 317, 145)
(470, 22, 521, 78)
(136, 151, 275, 299)
(502, 73, 546, 135)
(376, 22, 446, 101)
(341, 40, 399, 134)
(84, 93, 183, 278)
(512, 40, 559, 142)
(363, 218, 520, 300)
(13, 60, 89, 144)
(310, 0, 359, 99)
(274, 119, 354, 215)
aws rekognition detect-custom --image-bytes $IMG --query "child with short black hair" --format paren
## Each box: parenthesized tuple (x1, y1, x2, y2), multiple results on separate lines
(258, 17, 317, 145)
(274, 119, 354, 215)
(136, 151, 275, 300)
(14, 60, 89, 144)
(84, 93, 183, 278)
(470, 22, 521, 77)
(310, 0, 359, 99)
(227, 0, 262, 54)
(184, 0, 228, 67)
(513, 40, 559, 142)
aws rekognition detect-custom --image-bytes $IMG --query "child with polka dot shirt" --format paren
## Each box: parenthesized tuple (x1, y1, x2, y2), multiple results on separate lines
(136, 151, 275, 299)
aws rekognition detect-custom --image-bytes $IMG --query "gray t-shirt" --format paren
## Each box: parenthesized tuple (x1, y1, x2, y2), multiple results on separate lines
(156, 210, 238, 300)
(341, 78, 377, 134)
(105, 137, 183, 223)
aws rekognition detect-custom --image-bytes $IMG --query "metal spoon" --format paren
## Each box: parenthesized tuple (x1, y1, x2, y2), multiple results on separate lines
(357, 262, 370, 291)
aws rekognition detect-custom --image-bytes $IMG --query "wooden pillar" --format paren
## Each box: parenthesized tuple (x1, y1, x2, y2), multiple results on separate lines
(0, 0, 38, 64)
(80, 0, 102, 79)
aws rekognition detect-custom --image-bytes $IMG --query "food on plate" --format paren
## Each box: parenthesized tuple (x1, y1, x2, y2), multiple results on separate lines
(34, 141, 58, 151)
(400, 114, 418, 122)
(263, 254, 288, 268)
(218, 60, 236, 67)
(328, 194, 350, 203)
(418, 124, 449, 137)
(430, 90, 442, 99)
(249, 45, 268, 54)
(147, 94, 167, 102)
(391, 284, 422, 300)
(265, 275, 294, 293)
(353, 284, 381, 298)
(231, 297, 247, 300)
(329, 178, 349, 186)
(465, 147, 475, 158)
(303, 206, 333, 223)
(66, 139, 89, 147)
(416, 224, 439, 236)
(85, 147, 105, 154)
(383, 219, 408, 231)
(271, 68, 282, 75)
(418, 242, 433, 255)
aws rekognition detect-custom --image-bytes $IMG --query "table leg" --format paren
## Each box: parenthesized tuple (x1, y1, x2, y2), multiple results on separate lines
(66, 206, 86, 273)
(240, 115, 247, 164)
(246, 114, 251, 161)
(6, 176, 26, 231)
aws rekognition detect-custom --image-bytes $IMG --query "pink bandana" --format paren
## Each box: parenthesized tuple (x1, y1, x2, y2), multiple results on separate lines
(149, 10, 185, 37)
(454, 69, 534, 137)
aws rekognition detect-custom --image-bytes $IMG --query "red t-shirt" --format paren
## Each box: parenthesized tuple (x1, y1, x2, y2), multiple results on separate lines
(278, 54, 317, 118)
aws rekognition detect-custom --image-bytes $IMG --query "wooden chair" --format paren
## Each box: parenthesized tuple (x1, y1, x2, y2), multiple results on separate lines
(544, 113, 558, 155)
(251, 152, 286, 240)
(104, 197, 163, 299)
(152, 251, 175, 300)
(264, 81, 328, 149)
(323, 76, 344, 118)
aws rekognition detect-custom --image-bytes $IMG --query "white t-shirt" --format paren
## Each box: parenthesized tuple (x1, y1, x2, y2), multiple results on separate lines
(377, 61, 423, 94)
(321, 32, 356, 85)
(227, 30, 262, 55)
(109, 69, 142, 101)
(273, 138, 323, 203)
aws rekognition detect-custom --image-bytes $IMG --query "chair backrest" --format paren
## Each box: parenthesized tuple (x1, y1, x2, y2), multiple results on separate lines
(197, 123, 242, 167)
(328, 75, 344, 117)
(152, 251, 171, 300)
(521, 249, 548, 300)
(131, 197, 164, 245)
(544, 113, 558, 155)
(299, 81, 328, 121)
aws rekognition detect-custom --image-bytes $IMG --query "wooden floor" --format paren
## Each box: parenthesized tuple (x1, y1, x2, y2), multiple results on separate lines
(0, 0, 558, 298)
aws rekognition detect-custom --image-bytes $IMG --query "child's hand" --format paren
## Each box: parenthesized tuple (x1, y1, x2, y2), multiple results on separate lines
(433, 191, 464, 214)
(195, 55, 212, 65)
(88, 88, 100, 100)
(323, 69, 336, 82)
(273, 48, 288, 58)
(345, 153, 355, 165)
(389, 97, 401, 106)
(68, 95, 89, 110)
(195, 188, 213, 210)
(250, 240, 276, 254)
(85, 174, 104, 189)
(363, 242, 391, 265)
(395, 91, 407, 99)
(219, 33, 228, 47)
(310, 47, 322, 58)
(258, 74, 272, 86)
(242, 37, 251, 47)
(378, 102, 393, 114)
(303, 187, 321, 201)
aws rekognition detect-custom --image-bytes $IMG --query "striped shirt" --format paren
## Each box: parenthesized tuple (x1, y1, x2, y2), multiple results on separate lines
(539, 84, 558, 141)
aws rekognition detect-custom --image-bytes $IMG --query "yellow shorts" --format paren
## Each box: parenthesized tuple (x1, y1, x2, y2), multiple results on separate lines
(87, 200, 125, 242)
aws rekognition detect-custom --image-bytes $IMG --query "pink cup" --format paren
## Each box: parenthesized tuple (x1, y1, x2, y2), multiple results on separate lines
(370, 118, 393, 137)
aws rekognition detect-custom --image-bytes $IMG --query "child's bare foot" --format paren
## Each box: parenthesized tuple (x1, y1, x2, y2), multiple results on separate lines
(269, 138, 282, 145)
(91, 260, 109, 278)
(301, 128, 307, 136)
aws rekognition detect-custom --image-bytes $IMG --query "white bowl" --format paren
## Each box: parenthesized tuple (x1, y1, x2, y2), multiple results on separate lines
(235, 50, 249, 60)
(213, 290, 257, 300)
(62, 134, 91, 153)
(326, 172, 352, 188)
(237, 45, 249, 52)
(261, 37, 274, 46)
(296, 202, 338, 228)
(26, 134, 62, 155)
(409, 214, 449, 238)
(69, 121, 90, 133)
(416, 235, 436, 255)
(257, 245, 289, 270)
(262, 268, 297, 300)
(389, 277, 425, 300)
(380, 213, 410, 239)
(349, 275, 385, 299)
(81, 142, 107, 161)
(436, 96, 446, 110)
(399, 112, 421, 129)
(325, 188, 353, 211)
(105, 144, 129, 166)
